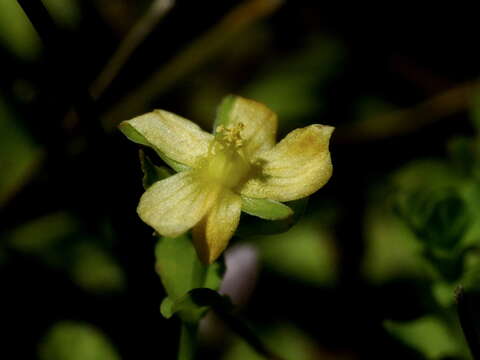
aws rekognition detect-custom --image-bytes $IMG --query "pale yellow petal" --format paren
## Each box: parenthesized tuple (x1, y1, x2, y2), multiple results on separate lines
(227, 96, 278, 157)
(137, 171, 218, 238)
(192, 190, 242, 264)
(125, 110, 213, 167)
(240, 125, 334, 202)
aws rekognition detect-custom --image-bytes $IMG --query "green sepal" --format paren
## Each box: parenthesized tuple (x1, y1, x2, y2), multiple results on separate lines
(155, 234, 207, 301)
(241, 195, 293, 220)
(155, 235, 226, 320)
(119, 122, 189, 172)
(139, 150, 172, 189)
(213, 94, 236, 131)
(236, 197, 309, 237)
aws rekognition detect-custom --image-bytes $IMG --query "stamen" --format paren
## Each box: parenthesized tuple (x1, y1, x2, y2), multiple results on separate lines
(217, 122, 245, 148)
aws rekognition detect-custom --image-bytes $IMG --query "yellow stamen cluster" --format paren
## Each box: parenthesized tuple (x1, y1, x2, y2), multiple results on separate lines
(215, 123, 245, 149)
(196, 122, 251, 189)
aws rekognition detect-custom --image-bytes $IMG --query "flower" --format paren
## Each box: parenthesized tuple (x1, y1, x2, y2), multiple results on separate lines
(120, 95, 333, 264)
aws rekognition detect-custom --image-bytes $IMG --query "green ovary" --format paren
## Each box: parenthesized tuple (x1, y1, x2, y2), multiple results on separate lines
(196, 140, 251, 190)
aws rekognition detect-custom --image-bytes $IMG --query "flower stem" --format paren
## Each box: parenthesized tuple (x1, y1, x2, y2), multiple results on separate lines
(178, 323, 197, 360)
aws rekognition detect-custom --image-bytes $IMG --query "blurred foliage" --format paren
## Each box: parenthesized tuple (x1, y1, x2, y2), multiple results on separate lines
(38, 321, 120, 360)
(244, 36, 345, 127)
(0, 1, 41, 60)
(0, 96, 42, 206)
(385, 316, 464, 359)
(224, 324, 319, 360)
(254, 213, 337, 286)
(3, 212, 125, 293)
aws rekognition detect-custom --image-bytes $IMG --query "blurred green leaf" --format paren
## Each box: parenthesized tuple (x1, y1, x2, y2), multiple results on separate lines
(384, 316, 463, 359)
(7, 212, 77, 255)
(0, 97, 43, 207)
(6, 212, 125, 293)
(393, 159, 461, 191)
(254, 214, 337, 286)
(448, 137, 480, 178)
(459, 251, 480, 292)
(43, 0, 81, 29)
(396, 189, 470, 252)
(139, 149, 172, 189)
(38, 321, 120, 360)
(224, 324, 318, 360)
(363, 190, 427, 283)
(241, 196, 293, 220)
(0, 2, 42, 60)
(71, 242, 125, 293)
(422, 247, 468, 283)
(244, 36, 345, 125)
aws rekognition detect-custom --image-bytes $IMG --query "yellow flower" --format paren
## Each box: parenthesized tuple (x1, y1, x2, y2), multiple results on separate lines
(120, 95, 333, 264)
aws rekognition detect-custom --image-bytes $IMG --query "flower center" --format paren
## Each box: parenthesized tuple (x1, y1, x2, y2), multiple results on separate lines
(196, 123, 252, 189)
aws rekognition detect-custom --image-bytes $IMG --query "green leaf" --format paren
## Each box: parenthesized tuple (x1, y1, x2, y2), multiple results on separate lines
(363, 189, 426, 283)
(384, 316, 463, 359)
(160, 289, 217, 323)
(255, 215, 337, 286)
(224, 325, 317, 360)
(236, 197, 308, 237)
(448, 137, 477, 177)
(155, 235, 226, 320)
(0, 97, 43, 207)
(0, 1, 42, 60)
(70, 242, 125, 293)
(160, 297, 175, 318)
(38, 321, 120, 360)
(43, 0, 81, 29)
(119, 122, 189, 172)
(7, 212, 78, 255)
(155, 235, 207, 301)
(396, 189, 470, 252)
(6, 212, 125, 293)
(241, 196, 293, 220)
(214, 94, 236, 130)
(139, 150, 172, 189)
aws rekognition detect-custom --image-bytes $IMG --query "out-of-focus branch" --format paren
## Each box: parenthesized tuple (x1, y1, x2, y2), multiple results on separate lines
(103, 0, 284, 129)
(337, 81, 478, 143)
(90, 0, 175, 99)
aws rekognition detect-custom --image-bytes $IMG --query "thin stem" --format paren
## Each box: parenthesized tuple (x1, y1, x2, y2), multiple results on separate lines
(103, 0, 284, 128)
(16, 0, 101, 138)
(90, 0, 175, 99)
(178, 323, 197, 360)
(213, 307, 285, 360)
(337, 81, 477, 143)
